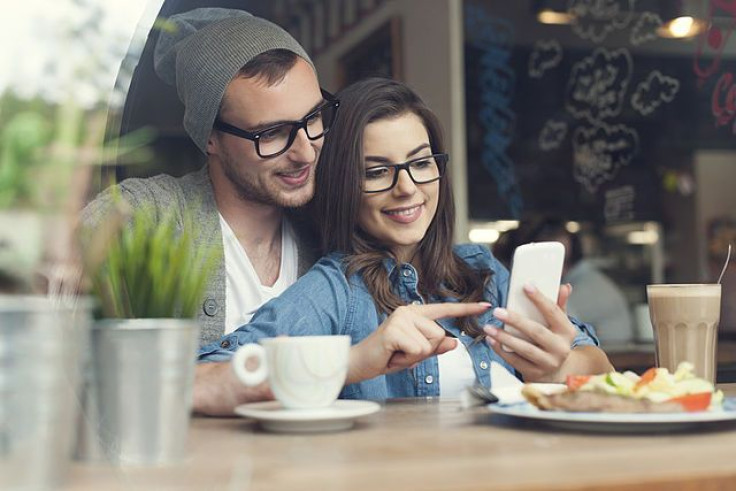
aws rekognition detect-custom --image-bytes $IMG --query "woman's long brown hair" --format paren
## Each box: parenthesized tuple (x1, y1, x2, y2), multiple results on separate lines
(311, 78, 491, 337)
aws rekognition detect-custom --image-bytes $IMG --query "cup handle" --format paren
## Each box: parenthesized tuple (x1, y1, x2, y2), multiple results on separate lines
(232, 344, 268, 386)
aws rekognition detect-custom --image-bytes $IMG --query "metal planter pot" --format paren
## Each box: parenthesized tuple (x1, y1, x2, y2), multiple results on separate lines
(76, 318, 200, 466)
(0, 295, 91, 490)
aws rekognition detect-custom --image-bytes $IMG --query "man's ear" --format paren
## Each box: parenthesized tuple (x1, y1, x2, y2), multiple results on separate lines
(206, 132, 218, 156)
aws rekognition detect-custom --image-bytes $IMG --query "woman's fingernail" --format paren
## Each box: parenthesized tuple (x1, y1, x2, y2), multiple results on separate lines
(523, 284, 538, 294)
(566, 283, 573, 293)
(486, 337, 497, 347)
(493, 307, 508, 320)
(483, 324, 498, 335)
(479, 302, 493, 308)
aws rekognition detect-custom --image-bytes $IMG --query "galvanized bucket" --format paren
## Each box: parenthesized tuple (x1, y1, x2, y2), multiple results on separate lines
(76, 318, 199, 466)
(0, 295, 91, 490)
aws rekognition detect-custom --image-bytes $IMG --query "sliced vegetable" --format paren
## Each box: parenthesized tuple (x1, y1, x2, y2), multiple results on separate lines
(566, 375, 591, 391)
(669, 392, 712, 412)
(634, 367, 658, 391)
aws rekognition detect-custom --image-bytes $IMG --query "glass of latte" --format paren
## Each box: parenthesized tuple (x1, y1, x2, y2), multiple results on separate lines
(646, 284, 721, 383)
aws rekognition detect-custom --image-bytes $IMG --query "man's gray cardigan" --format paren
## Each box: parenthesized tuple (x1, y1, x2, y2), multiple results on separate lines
(81, 166, 318, 346)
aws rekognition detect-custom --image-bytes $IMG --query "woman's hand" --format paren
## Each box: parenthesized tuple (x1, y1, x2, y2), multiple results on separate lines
(484, 284, 610, 382)
(346, 302, 492, 384)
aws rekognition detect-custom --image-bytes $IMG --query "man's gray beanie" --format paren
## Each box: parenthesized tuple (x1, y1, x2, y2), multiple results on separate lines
(153, 8, 314, 154)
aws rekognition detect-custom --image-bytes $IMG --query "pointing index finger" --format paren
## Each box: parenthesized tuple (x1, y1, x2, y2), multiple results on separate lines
(414, 302, 492, 320)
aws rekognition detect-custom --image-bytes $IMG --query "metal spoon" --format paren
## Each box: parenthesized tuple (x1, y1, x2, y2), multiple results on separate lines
(717, 244, 732, 285)
(466, 383, 499, 404)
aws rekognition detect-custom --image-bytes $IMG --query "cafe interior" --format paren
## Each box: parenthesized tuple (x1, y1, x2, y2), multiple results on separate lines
(117, 0, 736, 377)
(3, 0, 736, 489)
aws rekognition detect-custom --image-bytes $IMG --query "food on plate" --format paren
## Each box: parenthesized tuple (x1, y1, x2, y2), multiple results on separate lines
(522, 362, 723, 413)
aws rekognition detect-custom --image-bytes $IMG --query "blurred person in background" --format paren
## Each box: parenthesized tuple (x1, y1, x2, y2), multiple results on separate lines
(494, 216, 634, 346)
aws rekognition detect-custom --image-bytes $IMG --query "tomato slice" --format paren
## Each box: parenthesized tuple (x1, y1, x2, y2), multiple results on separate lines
(669, 392, 712, 412)
(634, 367, 658, 391)
(566, 375, 591, 391)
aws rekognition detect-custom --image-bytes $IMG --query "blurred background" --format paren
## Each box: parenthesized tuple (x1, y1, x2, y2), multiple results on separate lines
(4, 0, 736, 376)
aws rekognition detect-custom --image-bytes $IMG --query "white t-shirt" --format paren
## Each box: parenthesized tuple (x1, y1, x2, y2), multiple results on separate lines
(219, 214, 298, 335)
(438, 340, 477, 398)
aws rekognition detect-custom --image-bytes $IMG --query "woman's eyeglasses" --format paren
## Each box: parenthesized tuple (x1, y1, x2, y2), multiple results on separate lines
(363, 153, 449, 193)
(213, 89, 340, 159)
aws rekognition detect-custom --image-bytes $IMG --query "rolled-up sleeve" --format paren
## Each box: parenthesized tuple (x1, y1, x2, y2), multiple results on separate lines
(569, 317, 600, 347)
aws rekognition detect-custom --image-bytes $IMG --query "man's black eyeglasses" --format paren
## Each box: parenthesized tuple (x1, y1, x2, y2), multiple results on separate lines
(363, 153, 449, 193)
(213, 89, 340, 158)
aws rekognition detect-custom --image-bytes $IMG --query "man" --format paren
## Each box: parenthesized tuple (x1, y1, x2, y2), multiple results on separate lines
(82, 8, 330, 414)
(84, 8, 461, 416)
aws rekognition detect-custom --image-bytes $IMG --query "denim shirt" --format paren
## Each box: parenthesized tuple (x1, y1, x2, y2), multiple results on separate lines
(198, 244, 599, 399)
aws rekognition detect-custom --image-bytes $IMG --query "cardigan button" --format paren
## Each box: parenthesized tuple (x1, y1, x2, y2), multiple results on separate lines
(203, 299, 219, 317)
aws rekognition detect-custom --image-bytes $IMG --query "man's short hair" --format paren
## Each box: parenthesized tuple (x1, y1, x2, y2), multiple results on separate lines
(236, 49, 299, 85)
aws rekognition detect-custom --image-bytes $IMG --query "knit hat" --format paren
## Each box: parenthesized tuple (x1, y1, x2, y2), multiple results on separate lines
(153, 8, 314, 153)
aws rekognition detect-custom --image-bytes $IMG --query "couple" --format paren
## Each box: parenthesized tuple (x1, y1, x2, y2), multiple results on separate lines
(83, 8, 612, 415)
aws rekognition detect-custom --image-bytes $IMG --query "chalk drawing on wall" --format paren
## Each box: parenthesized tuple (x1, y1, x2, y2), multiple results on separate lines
(566, 47, 633, 123)
(693, 0, 736, 81)
(568, 0, 634, 43)
(712, 72, 736, 134)
(631, 71, 680, 116)
(529, 40, 563, 79)
(630, 12, 663, 46)
(572, 122, 639, 193)
(465, 3, 523, 218)
(604, 185, 636, 223)
(539, 119, 569, 150)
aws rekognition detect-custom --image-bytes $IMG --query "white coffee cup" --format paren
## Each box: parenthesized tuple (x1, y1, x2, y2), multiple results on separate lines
(232, 336, 351, 409)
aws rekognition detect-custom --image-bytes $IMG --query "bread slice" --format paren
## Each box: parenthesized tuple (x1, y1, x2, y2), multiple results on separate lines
(521, 384, 684, 413)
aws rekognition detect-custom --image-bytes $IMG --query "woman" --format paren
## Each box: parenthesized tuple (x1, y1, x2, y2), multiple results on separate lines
(200, 78, 612, 398)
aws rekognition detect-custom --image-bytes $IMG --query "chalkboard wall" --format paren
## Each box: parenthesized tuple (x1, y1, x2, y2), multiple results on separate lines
(463, 0, 736, 224)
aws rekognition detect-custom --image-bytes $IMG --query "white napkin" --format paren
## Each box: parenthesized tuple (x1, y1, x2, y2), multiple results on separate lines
(460, 362, 523, 408)
(460, 362, 566, 408)
(489, 362, 526, 405)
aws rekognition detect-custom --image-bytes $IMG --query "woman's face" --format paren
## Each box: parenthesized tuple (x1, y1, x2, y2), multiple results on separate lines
(358, 112, 440, 263)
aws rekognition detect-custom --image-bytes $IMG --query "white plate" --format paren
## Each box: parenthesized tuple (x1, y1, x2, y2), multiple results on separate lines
(234, 400, 381, 433)
(488, 397, 736, 433)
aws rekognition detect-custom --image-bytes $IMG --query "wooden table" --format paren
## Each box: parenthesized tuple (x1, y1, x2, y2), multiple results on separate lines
(65, 384, 736, 490)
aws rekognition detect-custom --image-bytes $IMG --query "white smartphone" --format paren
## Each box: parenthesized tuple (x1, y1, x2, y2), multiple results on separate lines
(503, 241, 565, 350)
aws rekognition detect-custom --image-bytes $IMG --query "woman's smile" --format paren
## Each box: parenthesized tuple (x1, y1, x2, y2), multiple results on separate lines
(383, 203, 425, 223)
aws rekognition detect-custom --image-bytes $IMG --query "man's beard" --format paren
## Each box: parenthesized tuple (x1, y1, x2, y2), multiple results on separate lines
(220, 152, 314, 209)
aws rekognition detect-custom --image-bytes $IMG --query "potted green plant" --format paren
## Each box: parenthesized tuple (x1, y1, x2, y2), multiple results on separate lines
(77, 200, 220, 465)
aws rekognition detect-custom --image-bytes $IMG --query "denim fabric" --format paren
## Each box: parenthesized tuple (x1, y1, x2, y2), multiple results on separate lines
(198, 244, 599, 399)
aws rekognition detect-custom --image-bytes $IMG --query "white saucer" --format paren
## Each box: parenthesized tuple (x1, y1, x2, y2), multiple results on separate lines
(234, 400, 382, 433)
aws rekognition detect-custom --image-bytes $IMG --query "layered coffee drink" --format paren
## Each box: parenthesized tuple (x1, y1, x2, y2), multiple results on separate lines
(646, 284, 721, 382)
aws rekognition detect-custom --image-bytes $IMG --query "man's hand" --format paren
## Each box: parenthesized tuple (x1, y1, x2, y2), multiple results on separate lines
(192, 361, 274, 416)
(346, 302, 492, 384)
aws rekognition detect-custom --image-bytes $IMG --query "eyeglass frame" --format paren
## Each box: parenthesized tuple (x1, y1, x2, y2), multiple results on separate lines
(363, 153, 449, 193)
(212, 89, 340, 158)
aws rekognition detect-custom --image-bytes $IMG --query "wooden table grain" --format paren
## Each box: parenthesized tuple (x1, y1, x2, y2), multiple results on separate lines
(66, 384, 736, 491)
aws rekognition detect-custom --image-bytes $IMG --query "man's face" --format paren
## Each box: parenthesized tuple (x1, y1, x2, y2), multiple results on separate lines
(208, 58, 324, 208)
